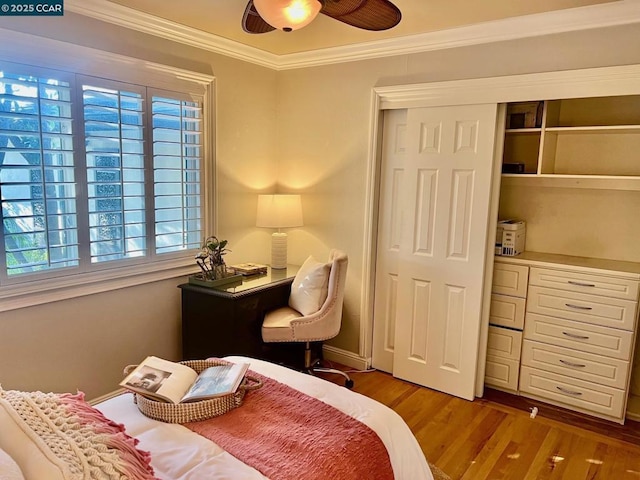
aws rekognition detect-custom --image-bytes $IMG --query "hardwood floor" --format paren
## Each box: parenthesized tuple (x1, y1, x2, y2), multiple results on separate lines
(319, 366, 640, 480)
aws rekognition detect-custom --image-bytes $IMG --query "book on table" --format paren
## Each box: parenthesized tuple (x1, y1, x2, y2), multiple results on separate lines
(230, 263, 268, 276)
(120, 356, 250, 404)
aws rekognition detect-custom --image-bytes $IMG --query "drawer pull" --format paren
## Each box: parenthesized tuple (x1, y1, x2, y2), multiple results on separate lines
(556, 386, 583, 397)
(559, 359, 586, 368)
(562, 331, 590, 340)
(568, 280, 596, 288)
(565, 303, 593, 311)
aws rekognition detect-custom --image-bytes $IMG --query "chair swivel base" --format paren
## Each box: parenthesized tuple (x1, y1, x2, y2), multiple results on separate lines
(302, 341, 354, 388)
(311, 366, 354, 389)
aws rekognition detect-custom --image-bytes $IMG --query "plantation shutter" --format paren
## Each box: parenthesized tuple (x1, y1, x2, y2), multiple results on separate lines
(152, 95, 203, 254)
(0, 69, 78, 277)
(0, 61, 209, 287)
(82, 83, 146, 263)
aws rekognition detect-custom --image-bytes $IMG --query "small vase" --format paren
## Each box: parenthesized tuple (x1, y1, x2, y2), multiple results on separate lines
(211, 263, 227, 280)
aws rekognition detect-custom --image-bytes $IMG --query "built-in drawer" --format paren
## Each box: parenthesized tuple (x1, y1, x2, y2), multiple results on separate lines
(487, 325, 522, 360)
(485, 354, 520, 392)
(527, 286, 638, 331)
(521, 340, 629, 389)
(489, 294, 526, 330)
(492, 263, 529, 298)
(523, 313, 634, 360)
(529, 267, 640, 301)
(519, 366, 626, 422)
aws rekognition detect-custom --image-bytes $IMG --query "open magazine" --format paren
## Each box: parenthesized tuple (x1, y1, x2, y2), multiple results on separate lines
(120, 356, 250, 404)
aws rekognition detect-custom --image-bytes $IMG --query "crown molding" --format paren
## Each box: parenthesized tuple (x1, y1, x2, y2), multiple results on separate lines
(0, 27, 214, 91)
(374, 64, 640, 109)
(65, 0, 282, 69)
(66, 0, 640, 71)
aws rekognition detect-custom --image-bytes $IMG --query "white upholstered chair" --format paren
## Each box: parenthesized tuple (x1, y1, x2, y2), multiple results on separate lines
(261, 249, 353, 388)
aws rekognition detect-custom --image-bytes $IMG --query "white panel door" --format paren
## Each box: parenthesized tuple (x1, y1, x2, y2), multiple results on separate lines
(372, 109, 408, 373)
(393, 104, 498, 400)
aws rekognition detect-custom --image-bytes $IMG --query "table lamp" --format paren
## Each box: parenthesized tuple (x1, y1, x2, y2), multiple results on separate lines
(256, 194, 303, 269)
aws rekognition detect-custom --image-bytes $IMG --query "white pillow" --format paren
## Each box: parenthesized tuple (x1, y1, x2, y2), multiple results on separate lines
(289, 255, 331, 315)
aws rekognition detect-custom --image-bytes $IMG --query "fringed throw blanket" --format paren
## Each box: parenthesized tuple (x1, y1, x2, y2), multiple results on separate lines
(0, 388, 156, 480)
(185, 372, 395, 480)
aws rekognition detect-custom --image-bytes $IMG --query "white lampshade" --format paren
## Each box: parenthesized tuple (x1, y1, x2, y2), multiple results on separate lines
(256, 194, 303, 229)
(253, 0, 322, 32)
(256, 194, 303, 269)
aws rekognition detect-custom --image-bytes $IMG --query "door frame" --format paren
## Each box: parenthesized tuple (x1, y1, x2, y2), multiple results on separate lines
(360, 64, 640, 397)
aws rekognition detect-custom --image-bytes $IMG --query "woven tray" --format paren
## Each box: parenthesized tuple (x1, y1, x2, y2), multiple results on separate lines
(123, 359, 262, 423)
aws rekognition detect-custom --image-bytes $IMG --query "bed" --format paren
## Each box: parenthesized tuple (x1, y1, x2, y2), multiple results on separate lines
(0, 356, 439, 480)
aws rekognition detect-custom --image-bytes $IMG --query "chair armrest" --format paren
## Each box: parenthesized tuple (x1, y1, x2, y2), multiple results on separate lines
(290, 298, 341, 342)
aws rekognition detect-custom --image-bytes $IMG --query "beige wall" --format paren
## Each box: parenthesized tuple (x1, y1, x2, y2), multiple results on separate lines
(0, 14, 279, 399)
(499, 186, 640, 263)
(276, 24, 640, 353)
(1, 15, 640, 399)
(0, 278, 184, 398)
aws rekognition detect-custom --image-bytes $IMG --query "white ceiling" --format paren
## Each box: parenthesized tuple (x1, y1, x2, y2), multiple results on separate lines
(104, 0, 618, 55)
(64, 0, 640, 70)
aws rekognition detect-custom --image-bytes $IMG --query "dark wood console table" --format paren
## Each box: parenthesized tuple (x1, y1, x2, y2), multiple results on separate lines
(179, 265, 298, 361)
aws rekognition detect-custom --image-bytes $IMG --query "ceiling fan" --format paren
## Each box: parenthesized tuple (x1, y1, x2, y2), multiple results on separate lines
(242, 0, 402, 34)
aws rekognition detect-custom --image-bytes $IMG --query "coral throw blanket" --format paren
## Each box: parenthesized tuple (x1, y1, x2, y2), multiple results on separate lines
(185, 372, 394, 480)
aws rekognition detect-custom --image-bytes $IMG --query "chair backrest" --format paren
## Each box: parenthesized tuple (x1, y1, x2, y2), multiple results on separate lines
(292, 249, 348, 342)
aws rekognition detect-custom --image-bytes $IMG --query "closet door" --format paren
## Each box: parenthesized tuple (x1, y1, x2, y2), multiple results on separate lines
(372, 109, 408, 373)
(392, 104, 498, 400)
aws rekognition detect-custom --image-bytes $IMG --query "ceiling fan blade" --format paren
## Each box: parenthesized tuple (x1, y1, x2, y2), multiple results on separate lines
(242, 0, 276, 34)
(321, 0, 401, 31)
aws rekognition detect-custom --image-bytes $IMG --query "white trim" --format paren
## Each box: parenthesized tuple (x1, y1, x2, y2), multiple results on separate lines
(323, 345, 370, 371)
(475, 105, 508, 398)
(275, 1, 640, 70)
(358, 90, 382, 361)
(0, 29, 216, 312)
(374, 64, 640, 109)
(501, 174, 640, 191)
(65, 0, 640, 71)
(65, 0, 281, 71)
(205, 78, 218, 236)
(627, 394, 640, 421)
(0, 261, 198, 312)
(0, 27, 214, 91)
(627, 411, 640, 422)
(363, 63, 640, 396)
(89, 388, 126, 406)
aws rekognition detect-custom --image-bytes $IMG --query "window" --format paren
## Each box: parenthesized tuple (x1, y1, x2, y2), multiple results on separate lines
(151, 94, 202, 255)
(0, 69, 77, 278)
(0, 63, 205, 287)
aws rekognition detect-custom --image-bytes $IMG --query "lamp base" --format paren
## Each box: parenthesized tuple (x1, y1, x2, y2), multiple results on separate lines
(271, 232, 288, 269)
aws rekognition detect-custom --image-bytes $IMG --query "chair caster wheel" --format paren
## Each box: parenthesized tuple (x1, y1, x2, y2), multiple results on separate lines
(345, 379, 354, 389)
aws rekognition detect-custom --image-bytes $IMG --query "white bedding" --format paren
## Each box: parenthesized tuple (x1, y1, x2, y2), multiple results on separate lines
(96, 356, 434, 480)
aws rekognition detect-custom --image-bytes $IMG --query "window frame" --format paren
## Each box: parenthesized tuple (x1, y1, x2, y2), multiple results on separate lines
(0, 29, 215, 312)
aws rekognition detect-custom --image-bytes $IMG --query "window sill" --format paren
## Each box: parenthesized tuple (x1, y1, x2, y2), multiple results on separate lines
(0, 258, 198, 312)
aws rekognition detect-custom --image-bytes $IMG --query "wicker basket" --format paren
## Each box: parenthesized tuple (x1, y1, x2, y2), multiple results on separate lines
(123, 359, 262, 423)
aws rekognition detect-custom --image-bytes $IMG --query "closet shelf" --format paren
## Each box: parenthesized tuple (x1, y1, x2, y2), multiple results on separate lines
(545, 125, 640, 134)
(502, 96, 640, 187)
(501, 174, 640, 191)
(505, 128, 541, 134)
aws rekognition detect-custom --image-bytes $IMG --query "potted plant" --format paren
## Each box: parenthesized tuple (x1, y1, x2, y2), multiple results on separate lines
(191, 236, 241, 287)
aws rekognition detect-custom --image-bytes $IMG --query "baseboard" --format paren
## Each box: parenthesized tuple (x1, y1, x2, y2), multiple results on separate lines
(322, 345, 369, 371)
(627, 394, 640, 422)
(88, 388, 126, 406)
(628, 412, 640, 422)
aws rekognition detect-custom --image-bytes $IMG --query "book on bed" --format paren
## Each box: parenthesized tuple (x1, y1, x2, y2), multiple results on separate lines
(120, 356, 250, 404)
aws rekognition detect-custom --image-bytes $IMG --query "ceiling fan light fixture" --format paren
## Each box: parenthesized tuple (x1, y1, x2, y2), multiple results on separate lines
(253, 0, 322, 32)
